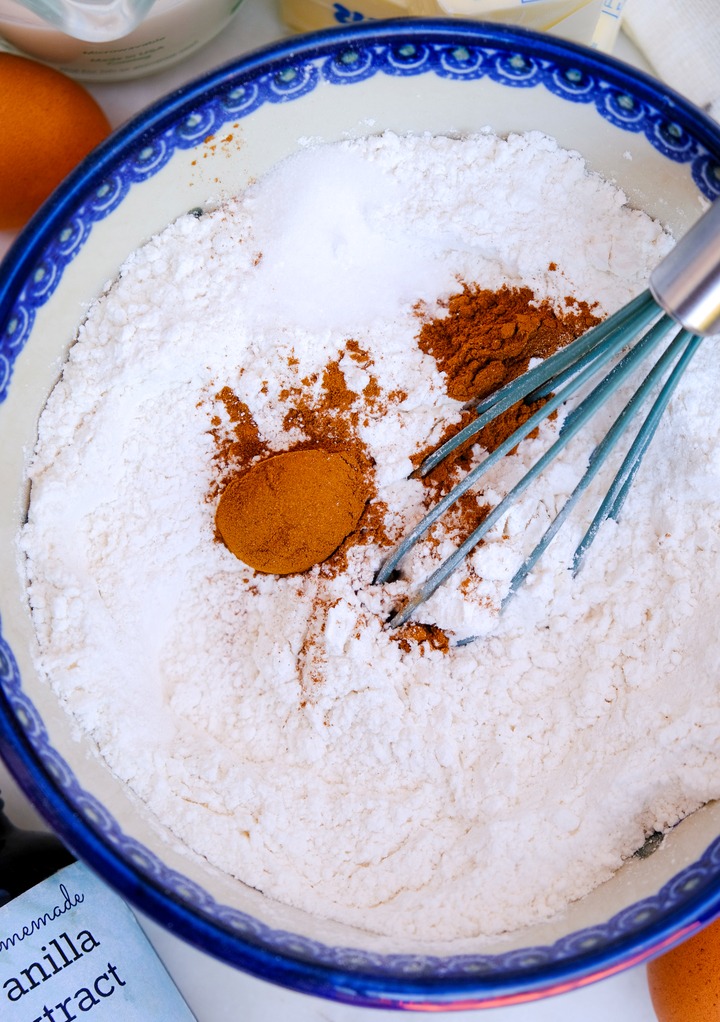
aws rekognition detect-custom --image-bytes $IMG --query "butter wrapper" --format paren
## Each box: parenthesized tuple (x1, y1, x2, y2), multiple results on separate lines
(279, 0, 626, 52)
(280, 0, 409, 33)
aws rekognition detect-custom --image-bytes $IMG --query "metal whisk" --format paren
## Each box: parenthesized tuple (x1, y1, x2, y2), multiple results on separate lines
(377, 200, 720, 627)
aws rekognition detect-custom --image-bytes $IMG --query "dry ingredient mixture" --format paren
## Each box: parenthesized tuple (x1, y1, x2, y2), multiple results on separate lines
(20, 131, 720, 942)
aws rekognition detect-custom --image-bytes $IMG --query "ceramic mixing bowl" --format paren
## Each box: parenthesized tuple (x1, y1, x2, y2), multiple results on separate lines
(1, 19, 720, 1010)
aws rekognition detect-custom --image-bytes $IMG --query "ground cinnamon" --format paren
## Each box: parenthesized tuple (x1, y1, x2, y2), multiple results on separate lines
(417, 283, 600, 454)
(404, 283, 603, 602)
(216, 449, 371, 574)
(208, 343, 399, 577)
(210, 286, 599, 592)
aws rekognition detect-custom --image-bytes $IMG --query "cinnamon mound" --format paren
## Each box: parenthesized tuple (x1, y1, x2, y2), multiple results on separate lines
(216, 449, 370, 574)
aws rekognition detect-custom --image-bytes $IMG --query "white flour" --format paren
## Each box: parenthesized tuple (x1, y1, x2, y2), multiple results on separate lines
(20, 131, 720, 941)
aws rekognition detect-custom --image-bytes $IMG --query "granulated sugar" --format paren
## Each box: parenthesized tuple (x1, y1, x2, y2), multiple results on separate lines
(20, 131, 720, 940)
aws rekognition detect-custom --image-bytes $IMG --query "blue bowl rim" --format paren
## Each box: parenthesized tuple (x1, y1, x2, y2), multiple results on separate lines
(1, 17, 720, 1010)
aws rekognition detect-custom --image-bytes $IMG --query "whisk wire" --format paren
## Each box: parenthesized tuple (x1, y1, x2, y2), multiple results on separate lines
(507, 327, 701, 602)
(571, 328, 702, 574)
(417, 290, 659, 479)
(378, 199, 720, 628)
(382, 308, 704, 628)
(474, 290, 657, 413)
(376, 293, 665, 595)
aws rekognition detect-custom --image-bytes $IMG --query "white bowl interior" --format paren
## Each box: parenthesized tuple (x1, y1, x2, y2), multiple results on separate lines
(1, 27, 719, 976)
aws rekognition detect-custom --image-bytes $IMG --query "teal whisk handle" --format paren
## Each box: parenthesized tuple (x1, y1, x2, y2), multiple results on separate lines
(650, 199, 720, 336)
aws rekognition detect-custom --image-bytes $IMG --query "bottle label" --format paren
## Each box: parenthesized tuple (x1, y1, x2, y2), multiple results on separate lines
(0, 861, 196, 1020)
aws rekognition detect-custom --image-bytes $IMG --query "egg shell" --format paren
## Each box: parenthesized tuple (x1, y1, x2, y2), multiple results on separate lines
(647, 915, 720, 1021)
(0, 53, 110, 230)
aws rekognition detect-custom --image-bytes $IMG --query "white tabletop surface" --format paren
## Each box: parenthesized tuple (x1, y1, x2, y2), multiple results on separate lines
(0, 2, 663, 1018)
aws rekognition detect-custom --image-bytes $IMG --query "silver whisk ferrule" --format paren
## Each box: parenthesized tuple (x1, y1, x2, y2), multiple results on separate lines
(650, 198, 720, 336)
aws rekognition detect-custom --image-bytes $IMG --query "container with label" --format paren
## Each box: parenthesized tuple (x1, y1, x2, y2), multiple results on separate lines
(0, 0, 244, 81)
(0, 796, 197, 1020)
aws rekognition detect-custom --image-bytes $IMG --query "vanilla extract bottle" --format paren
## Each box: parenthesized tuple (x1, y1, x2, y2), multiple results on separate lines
(0, 794, 197, 1021)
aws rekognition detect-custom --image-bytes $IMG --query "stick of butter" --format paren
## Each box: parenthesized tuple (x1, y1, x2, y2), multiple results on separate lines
(279, 0, 626, 51)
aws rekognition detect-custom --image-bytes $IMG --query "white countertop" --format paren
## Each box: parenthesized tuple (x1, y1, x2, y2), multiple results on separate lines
(0, 2, 662, 1018)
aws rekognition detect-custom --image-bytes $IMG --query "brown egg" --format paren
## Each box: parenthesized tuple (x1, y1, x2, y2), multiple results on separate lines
(0, 53, 110, 231)
(647, 916, 720, 1021)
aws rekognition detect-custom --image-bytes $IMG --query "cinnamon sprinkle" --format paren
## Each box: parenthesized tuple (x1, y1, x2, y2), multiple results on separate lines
(207, 286, 602, 654)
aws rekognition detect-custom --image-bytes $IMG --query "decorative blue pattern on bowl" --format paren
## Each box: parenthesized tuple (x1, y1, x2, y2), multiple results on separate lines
(2, 24, 720, 405)
(2, 20, 720, 1008)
